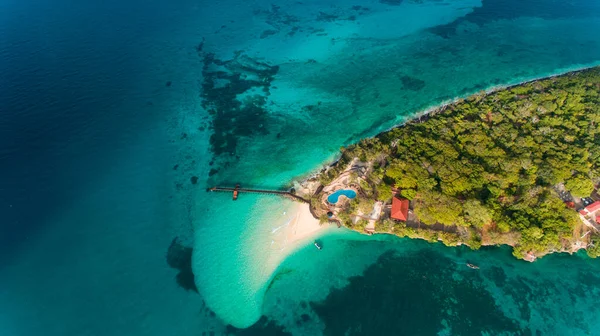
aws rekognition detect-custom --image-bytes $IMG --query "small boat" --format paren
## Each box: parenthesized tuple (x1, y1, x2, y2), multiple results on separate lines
(314, 241, 322, 250)
(466, 263, 479, 270)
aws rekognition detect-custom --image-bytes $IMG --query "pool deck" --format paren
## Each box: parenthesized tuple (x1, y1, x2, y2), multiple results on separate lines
(320, 158, 368, 195)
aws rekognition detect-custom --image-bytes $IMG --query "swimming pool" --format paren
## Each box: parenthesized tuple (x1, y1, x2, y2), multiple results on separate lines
(327, 189, 357, 204)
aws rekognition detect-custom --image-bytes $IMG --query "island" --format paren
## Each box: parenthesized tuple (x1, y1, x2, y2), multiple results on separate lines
(296, 67, 600, 261)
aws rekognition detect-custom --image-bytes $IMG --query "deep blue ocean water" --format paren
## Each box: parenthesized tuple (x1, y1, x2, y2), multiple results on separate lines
(1, 1, 210, 334)
(1, 0, 600, 335)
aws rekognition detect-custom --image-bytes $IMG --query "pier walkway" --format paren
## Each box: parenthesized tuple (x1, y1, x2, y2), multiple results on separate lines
(208, 185, 310, 204)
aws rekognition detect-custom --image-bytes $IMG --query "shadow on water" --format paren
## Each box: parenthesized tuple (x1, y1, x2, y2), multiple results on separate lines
(309, 249, 520, 336)
(166, 237, 198, 293)
(166, 237, 293, 335)
(225, 316, 291, 336)
(429, 0, 599, 38)
(171, 234, 600, 335)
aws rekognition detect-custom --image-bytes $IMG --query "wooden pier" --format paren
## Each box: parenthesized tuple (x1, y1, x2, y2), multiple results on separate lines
(208, 185, 310, 203)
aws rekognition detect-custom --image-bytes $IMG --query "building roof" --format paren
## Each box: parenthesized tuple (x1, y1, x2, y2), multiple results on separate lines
(585, 201, 600, 214)
(391, 197, 409, 221)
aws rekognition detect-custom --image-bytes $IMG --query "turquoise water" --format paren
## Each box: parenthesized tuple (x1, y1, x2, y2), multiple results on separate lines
(327, 189, 357, 204)
(193, 0, 600, 329)
(262, 234, 600, 335)
(1, 0, 600, 335)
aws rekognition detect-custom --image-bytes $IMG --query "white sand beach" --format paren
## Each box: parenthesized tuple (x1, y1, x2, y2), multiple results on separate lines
(269, 202, 323, 253)
(286, 203, 323, 244)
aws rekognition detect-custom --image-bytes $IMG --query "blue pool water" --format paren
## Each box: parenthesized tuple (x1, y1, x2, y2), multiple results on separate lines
(327, 189, 357, 204)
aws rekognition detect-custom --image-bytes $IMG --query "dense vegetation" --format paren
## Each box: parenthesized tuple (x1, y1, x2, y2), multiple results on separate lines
(332, 68, 600, 258)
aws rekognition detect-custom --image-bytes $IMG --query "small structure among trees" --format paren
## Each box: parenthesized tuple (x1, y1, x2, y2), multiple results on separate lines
(579, 201, 600, 228)
(390, 196, 409, 222)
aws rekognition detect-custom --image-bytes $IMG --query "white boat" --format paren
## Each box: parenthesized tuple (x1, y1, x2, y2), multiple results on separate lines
(466, 263, 479, 270)
(314, 241, 322, 250)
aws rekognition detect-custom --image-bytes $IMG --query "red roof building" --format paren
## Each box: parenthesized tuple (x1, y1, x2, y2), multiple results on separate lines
(391, 197, 410, 221)
(585, 201, 600, 214)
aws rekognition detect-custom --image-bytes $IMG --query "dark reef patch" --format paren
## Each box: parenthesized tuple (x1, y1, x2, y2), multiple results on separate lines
(485, 265, 507, 287)
(428, 0, 594, 38)
(196, 37, 205, 54)
(380, 0, 403, 5)
(502, 276, 533, 322)
(166, 237, 198, 293)
(310, 249, 520, 335)
(225, 316, 291, 336)
(198, 51, 279, 177)
(260, 29, 278, 39)
(399, 75, 426, 91)
(254, 4, 299, 31)
(351, 5, 370, 12)
(316, 11, 338, 22)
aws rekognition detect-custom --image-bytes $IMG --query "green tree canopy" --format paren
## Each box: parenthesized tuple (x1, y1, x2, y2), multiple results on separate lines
(564, 174, 594, 197)
(329, 67, 600, 259)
